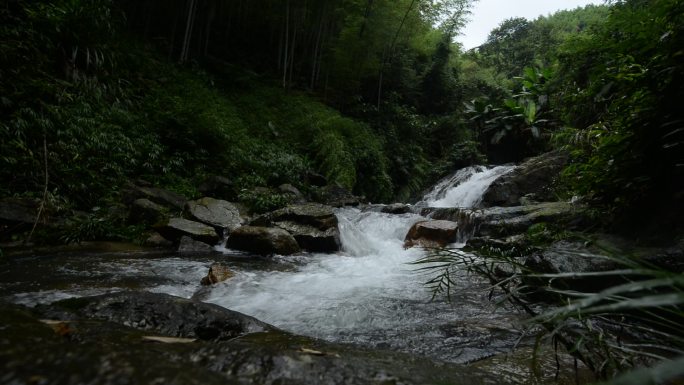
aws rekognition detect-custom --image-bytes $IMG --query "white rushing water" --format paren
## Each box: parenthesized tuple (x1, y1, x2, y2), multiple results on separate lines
(2, 165, 522, 362)
(420, 165, 516, 208)
(205, 209, 430, 340)
(203, 165, 519, 348)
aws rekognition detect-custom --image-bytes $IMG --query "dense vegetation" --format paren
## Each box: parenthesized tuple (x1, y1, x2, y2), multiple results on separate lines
(1, 0, 683, 382)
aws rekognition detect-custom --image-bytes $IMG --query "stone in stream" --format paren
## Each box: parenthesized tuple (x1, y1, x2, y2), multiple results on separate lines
(129, 198, 168, 225)
(0, 292, 497, 385)
(178, 235, 215, 253)
(226, 226, 300, 255)
(200, 263, 235, 285)
(381, 203, 412, 215)
(251, 203, 341, 252)
(153, 217, 219, 245)
(481, 150, 568, 207)
(423, 201, 588, 238)
(403, 220, 459, 249)
(144, 231, 174, 248)
(123, 184, 188, 210)
(184, 197, 242, 232)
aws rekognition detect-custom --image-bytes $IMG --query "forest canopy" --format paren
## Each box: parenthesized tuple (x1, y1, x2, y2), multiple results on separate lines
(0, 0, 682, 240)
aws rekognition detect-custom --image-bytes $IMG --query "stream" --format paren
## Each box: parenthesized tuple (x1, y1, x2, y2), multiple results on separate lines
(1, 165, 559, 373)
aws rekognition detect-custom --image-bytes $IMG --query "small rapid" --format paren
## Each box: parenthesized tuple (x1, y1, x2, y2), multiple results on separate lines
(205, 209, 429, 341)
(420, 165, 515, 208)
(0, 165, 524, 364)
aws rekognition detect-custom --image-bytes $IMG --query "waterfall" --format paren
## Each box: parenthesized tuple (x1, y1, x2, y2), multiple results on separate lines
(5, 164, 521, 364)
(419, 165, 516, 208)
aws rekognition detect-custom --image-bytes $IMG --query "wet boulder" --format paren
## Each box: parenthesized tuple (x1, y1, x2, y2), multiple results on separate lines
(184, 197, 242, 232)
(154, 218, 219, 245)
(274, 221, 340, 252)
(123, 184, 188, 210)
(252, 203, 341, 252)
(481, 151, 568, 207)
(1, 293, 497, 385)
(226, 226, 300, 255)
(423, 201, 588, 239)
(178, 236, 215, 253)
(404, 220, 459, 249)
(39, 291, 272, 340)
(201, 263, 235, 285)
(278, 184, 306, 203)
(313, 185, 361, 207)
(144, 231, 174, 248)
(129, 198, 168, 225)
(381, 203, 412, 215)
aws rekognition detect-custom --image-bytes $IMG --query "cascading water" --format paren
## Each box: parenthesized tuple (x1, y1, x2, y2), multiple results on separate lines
(1, 165, 524, 364)
(420, 165, 516, 208)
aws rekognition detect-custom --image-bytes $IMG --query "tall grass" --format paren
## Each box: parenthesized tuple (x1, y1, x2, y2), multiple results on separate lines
(413, 244, 684, 384)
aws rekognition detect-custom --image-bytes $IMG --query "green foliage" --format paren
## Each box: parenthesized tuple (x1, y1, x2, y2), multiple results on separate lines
(416, 243, 684, 382)
(313, 130, 357, 190)
(552, 0, 684, 221)
(238, 189, 290, 214)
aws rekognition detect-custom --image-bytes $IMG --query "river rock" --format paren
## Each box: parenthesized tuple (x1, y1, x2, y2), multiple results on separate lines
(522, 240, 624, 296)
(278, 184, 306, 203)
(252, 203, 341, 252)
(198, 175, 238, 201)
(382, 203, 412, 214)
(226, 226, 300, 255)
(404, 220, 459, 248)
(38, 291, 272, 339)
(129, 198, 168, 225)
(124, 184, 188, 210)
(481, 151, 568, 207)
(178, 236, 215, 253)
(154, 218, 219, 245)
(274, 221, 340, 252)
(0, 292, 496, 385)
(201, 263, 235, 285)
(144, 231, 174, 248)
(184, 197, 242, 232)
(313, 185, 360, 207)
(423, 201, 587, 238)
(256, 203, 337, 230)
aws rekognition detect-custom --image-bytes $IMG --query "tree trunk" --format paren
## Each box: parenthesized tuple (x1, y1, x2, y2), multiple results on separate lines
(282, 0, 290, 88)
(180, 0, 198, 63)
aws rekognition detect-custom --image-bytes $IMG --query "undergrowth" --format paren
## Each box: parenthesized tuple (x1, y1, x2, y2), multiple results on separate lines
(413, 243, 684, 384)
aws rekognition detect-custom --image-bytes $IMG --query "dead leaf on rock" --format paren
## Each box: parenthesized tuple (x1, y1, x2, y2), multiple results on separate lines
(142, 336, 196, 344)
(298, 347, 340, 357)
(39, 319, 73, 337)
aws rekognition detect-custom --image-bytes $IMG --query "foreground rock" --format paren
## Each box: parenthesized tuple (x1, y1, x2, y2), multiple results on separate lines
(481, 151, 568, 207)
(226, 226, 300, 255)
(253, 203, 341, 252)
(201, 263, 235, 285)
(154, 218, 219, 245)
(184, 197, 242, 232)
(0, 292, 495, 385)
(404, 220, 458, 248)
